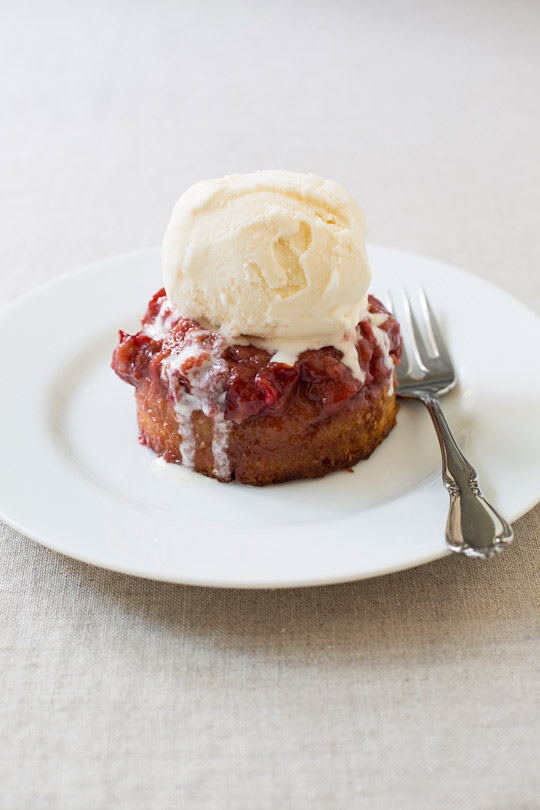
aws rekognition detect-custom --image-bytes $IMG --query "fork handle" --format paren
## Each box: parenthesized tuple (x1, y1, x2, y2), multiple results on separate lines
(422, 396, 513, 559)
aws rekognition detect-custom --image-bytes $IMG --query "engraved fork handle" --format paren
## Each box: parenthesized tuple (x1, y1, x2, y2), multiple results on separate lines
(421, 395, 513, 559)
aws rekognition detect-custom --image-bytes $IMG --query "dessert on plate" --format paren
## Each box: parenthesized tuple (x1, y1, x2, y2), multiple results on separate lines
(112, 171, 402, 485)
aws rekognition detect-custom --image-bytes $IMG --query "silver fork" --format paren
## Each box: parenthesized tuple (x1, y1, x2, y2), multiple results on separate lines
(389, 288, 513, 559)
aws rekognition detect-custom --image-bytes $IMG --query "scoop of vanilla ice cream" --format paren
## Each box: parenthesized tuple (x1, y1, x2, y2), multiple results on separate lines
(161, 171, 372, 348)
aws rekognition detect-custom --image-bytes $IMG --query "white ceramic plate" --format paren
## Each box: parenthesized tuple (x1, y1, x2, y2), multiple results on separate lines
(2, 247, 540, 587)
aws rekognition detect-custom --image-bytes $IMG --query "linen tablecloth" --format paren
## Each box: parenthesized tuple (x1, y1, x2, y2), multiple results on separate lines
(2, 1, 539, 807)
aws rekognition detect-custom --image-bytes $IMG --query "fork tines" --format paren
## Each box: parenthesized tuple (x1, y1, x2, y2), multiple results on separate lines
(386, 288, 455, 387)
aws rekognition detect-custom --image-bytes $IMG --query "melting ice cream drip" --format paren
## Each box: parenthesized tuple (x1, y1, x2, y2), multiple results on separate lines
(367, 310, 396, 396)
(161, 327, 231, 480)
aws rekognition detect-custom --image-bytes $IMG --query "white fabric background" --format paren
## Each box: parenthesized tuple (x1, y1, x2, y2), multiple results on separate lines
(1, 1, 540, 808)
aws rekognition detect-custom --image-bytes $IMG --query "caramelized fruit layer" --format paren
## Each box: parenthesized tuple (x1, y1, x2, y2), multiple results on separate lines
(113, 289, 401, 424)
